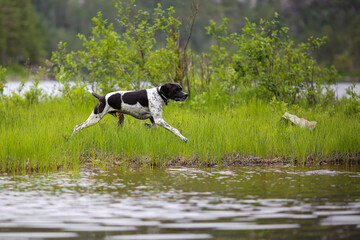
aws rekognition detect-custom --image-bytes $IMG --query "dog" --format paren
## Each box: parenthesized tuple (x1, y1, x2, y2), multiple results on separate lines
(73, 83, 189, 142)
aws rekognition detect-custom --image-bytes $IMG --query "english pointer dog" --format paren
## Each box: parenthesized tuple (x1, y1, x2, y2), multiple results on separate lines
(73, 83, 188, 142)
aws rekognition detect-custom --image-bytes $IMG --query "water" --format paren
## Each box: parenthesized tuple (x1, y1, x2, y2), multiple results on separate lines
(4, 80, 64, 96)
(3, 81, 360, 98)
(0, 166, 359, 239)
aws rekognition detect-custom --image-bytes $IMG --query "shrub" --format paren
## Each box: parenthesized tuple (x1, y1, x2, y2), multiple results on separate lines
(204, 14, 339, 106)
(344, 82, 360, 116)
(51, 0, 183, 98)
(51, 2, 339, 108)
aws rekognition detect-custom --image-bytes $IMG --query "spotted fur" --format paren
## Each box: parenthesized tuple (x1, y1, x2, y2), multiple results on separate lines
(73, 83, 188, 142)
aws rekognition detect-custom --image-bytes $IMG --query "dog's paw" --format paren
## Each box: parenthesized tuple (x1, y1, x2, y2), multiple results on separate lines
(144, 122, 153, 128)
(182, 137, 188, 143)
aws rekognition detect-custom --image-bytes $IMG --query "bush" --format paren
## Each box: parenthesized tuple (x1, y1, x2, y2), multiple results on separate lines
(51, 0, 183, 98)
(344, 82, 360, 116)
(204, 14, 339, 106)
(51, 2, 339, 108)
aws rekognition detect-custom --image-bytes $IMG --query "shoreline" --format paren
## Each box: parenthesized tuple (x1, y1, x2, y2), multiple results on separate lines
(80, 152, 360, 170)
(2, 153, 359, 175)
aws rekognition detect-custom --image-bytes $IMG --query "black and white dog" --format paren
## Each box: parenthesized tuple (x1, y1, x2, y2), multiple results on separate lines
(73, 83, 189, 142)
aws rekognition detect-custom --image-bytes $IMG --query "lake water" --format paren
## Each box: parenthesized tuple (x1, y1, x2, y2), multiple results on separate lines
(0, 166, 359, 239)
(3, 81, 360, 98)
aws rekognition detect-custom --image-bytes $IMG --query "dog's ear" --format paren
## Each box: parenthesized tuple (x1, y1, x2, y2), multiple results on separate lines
(160, 83, 171, 98)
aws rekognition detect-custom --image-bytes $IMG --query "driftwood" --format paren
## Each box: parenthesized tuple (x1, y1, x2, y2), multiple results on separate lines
(282, 112, 317, 129)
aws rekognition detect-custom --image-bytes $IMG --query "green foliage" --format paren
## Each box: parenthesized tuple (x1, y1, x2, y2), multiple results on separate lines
(0, 0, 46, 65)
(51, 0, 183, 97)
(114, 0, 182, 87)
(30, 0, 360, 78)
(0, 66, 45, 108)
(205, 14, 339, 106)
(51, 2, 340, 108)
(0, 66, 6, 95)
(202, 18, 235, 93)
(23, 79, 42, 104)
(6, 79, 27, 105)
(277, 0, 360, 75)
(344, 83, 360, 116)
(270, 96, 288, 115)
(189, 92, 208, 112)
(51, 42, 88, 104)
(23, 67, 48, 104)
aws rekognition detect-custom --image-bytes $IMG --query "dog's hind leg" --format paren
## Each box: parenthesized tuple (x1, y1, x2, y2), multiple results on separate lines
(144, 117, 157, 128)
(73, 101, 109, 133)
(117, 113, 125, 126)
(110, 112, 125, 126)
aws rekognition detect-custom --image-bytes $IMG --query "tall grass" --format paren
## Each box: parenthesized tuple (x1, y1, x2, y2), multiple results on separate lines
(0, 97, 359, 173)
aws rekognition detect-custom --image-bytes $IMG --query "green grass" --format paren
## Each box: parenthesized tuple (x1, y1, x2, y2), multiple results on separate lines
(0, 97, 359, 173)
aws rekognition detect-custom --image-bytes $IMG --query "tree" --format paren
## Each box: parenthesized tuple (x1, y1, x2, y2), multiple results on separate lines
(51, 0, 194, 99)
(0, 0, 46, 65)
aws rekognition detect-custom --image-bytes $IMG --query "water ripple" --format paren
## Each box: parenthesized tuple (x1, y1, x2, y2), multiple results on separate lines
(0, 167, 359, 239)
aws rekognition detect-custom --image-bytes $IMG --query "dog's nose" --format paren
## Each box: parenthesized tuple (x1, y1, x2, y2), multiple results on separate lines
(184, 93, 188, 99)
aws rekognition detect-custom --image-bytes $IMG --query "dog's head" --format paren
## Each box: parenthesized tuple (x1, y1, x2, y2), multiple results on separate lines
(160, 83, 188, 101)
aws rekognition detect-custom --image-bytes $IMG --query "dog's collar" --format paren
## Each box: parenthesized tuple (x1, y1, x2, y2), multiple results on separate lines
(157, 87, 169, 105)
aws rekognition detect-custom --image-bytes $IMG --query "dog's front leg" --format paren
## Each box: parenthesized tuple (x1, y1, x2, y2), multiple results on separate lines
(154, 118, 188, 142)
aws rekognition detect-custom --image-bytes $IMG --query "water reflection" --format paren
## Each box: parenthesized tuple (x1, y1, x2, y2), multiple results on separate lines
(0, 166, 359, 239)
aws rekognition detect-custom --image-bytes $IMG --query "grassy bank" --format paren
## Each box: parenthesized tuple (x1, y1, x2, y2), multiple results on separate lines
(0, 96, 359, 173)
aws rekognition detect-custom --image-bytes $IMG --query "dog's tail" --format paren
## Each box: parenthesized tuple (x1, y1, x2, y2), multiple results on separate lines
(87, 89, 102, 100)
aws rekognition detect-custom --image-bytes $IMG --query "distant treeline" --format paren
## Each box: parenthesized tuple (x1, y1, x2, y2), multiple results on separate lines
(0, 0, 359, 75)
(0, 0, 46, 65)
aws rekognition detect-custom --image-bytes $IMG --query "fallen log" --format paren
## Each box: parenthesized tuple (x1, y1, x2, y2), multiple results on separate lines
(282, 112, 317, 129)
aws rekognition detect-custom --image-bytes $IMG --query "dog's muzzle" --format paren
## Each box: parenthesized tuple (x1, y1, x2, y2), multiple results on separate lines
(174, 93, 188, 101)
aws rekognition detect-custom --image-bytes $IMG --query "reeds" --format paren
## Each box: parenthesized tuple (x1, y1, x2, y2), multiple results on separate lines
(1, 98, 359, 173)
